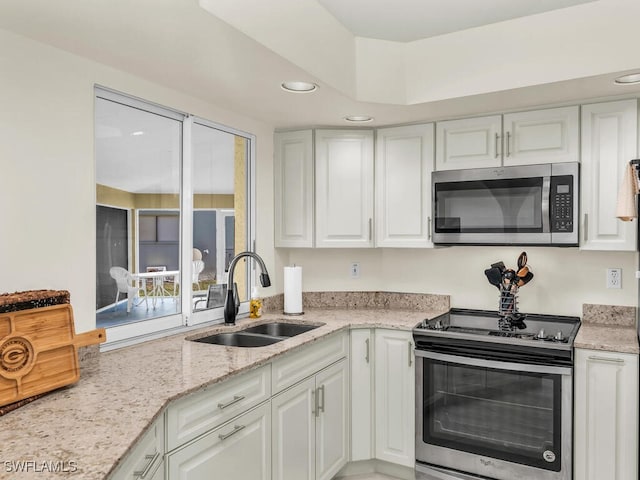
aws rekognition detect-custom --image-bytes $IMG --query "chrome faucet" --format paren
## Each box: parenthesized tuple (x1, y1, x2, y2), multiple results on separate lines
(224, 251, 271, 325)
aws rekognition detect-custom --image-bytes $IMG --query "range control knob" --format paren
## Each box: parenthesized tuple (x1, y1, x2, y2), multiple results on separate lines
(434, 320, 444, 330)
(536, 328, 546, 340)
(554, 331, 564, 341)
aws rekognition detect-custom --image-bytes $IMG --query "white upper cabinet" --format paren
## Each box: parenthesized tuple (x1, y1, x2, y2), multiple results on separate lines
(315, 129, 374, 248)
(436, 115, 502, 170)
(376, 124, 435, 248)
(502, 106, 579, 166)
(436, 106, 579, 170)
(274, 130, 314, 247)
(581, 99, 638, 251)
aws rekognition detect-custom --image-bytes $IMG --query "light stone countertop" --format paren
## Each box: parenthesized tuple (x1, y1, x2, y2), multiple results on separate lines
(574, 303, 639, 354)
(0, 305, 446, 480)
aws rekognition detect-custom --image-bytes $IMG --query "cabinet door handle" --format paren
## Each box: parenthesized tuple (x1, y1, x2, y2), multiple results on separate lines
(134, 452, 159, 479)
(217, 395, 245, 410)
(218, 424, 246, 441)
(588, 355, 625, 364)
(318, 385, 325, 414)
(368, 218, 372, 241)
(408, 341, 413, 367)
(365, 337, 370, 363)
(494, 133, 500, 158)
(427, 216, 432, 241)
(506, 131, 511, 157)
(312, 387, 317, 417)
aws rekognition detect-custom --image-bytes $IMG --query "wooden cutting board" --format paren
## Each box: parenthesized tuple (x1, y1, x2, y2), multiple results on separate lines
(0, 304, 106, 407)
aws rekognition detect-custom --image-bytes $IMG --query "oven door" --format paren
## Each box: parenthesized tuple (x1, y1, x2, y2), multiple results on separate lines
(415, 350, 572, 480)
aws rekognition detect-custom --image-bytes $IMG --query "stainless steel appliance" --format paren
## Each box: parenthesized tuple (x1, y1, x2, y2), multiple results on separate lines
(413, 308, 580, 480)
(432, 162, 579, 246)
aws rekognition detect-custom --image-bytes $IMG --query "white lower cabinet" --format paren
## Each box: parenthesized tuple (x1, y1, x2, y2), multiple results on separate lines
(574, 348, 639, 480)
(166, 402, 271, 480)
(374, 329, 415, 468)
(272, 359, 349, 480)
(108, 417, 164, 480)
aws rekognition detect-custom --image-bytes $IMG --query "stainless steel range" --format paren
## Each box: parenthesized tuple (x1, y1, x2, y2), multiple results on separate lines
(413, 308, 580, 480)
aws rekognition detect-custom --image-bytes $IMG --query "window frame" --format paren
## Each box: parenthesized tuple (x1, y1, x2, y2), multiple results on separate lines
(95, 86, 256, 350)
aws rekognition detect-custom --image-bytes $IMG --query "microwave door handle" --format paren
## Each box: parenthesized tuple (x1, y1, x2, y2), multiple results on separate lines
(542, 176, 551, 233)
(414, 349, 572, 376)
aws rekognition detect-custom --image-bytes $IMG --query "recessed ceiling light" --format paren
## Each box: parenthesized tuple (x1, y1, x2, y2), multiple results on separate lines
(344, 115, 374, 123)
(614, 73, 640, 85)
(281, 81, 318, 93)
(131, 131, 145, 136)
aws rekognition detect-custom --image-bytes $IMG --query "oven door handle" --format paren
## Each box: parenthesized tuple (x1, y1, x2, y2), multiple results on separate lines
(415, 349, 572, 376)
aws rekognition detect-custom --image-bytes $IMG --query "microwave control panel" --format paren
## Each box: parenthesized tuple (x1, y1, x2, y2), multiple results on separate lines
(550, 175, 574, 232)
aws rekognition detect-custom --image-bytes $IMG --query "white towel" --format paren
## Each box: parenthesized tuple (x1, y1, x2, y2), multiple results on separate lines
(616, 163, 639, 221)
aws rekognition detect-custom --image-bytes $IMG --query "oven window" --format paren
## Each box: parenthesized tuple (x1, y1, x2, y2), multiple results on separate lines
(434, 177, 543, 233)
(423, 359, 561, 471)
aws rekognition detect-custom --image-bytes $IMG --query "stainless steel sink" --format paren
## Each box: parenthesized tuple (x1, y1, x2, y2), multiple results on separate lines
(242, 322, 319, 337)
(191, 321, 323, 347)
(192, 332, 283, 347)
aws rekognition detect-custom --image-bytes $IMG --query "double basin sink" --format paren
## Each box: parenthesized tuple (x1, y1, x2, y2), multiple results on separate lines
(192, 321, 322, 347)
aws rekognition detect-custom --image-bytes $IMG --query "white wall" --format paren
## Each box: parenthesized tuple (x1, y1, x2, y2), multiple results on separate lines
(0, 28, 281, 333)
(287, 247, 638, 318)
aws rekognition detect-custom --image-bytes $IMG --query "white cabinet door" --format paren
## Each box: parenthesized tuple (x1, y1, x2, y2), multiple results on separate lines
(376, 124, 434, 247)
(315, 129, 374, 247)
(108, 417, 164, 480)
(166, 403, 271, 480)
(350, 329, 373, 461)
(574, 348, 639, 480)
(435, 115, 502, 170)
(315, 359, 349, 480)
(581, 99, 638, 251)
(502, 106, 579, 166)
(374, 329, 415, 467)
(274, 130, 314, 247)
(272, 377, 316, 480)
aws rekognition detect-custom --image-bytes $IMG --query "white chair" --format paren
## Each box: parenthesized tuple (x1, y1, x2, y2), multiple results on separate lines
(109, 266, 148, 313)
(192, 260, 205, 290)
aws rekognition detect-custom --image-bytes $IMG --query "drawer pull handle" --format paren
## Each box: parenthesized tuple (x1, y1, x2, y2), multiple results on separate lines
(588, 355, 625, 364)
(408, 341, 413, 367)
(218, 424, 246, 441)
(133, 452, 159, 479)
(218, 395, 245, 409)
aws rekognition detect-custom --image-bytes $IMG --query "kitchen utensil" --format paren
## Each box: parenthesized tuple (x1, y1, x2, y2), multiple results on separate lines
(491, 261, 506, 274)
(517, 271, 534, 287)
(517, 252, 528, 270)
(517, 265, 529, 278)
(484, 267, 502, 289)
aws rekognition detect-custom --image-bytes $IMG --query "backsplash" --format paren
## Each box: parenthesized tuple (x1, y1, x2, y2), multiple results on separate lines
(263, 291, 450, 313)
(582, 303, 637, 327)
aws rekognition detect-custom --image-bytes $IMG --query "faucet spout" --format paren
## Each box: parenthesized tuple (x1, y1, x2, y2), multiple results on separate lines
(224, 251, 271, 325)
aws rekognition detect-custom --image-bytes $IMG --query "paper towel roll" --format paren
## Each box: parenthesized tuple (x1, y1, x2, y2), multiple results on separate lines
(284, 266, 303, 314)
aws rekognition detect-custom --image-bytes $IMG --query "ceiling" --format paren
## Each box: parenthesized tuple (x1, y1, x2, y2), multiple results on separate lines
(0, 0, 639, 130)
(316, 0, 595, 42)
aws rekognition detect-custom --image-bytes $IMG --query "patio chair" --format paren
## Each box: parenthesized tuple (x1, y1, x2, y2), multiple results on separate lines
(109, 266, 148, 313)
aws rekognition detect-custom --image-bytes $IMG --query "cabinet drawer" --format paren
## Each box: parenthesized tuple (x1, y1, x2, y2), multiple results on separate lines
(108, 417, 164, 480)
(166, 364, 271, 451)
(272, 332, 348, 393)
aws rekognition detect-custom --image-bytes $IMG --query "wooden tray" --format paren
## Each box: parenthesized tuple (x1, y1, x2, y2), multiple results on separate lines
(0, 304, 105, 407)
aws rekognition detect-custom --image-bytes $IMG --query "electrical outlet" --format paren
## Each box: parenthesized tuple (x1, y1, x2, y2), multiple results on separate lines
(350, 262, 360, 279)
(607, 268, 622, 289)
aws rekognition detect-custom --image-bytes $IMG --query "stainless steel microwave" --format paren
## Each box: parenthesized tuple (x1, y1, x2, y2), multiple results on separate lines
(432, 162, 579, 246)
